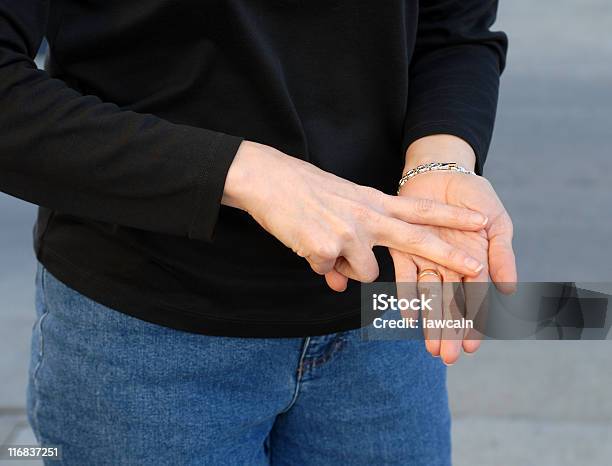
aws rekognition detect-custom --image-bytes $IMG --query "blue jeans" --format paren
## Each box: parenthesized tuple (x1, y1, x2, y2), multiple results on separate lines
(28, 264, 450, 465)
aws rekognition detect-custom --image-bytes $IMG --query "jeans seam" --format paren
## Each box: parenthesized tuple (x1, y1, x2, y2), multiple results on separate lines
(279, 337, 311, 414)
(31, 266, 50, 441)
(301, 334, 349, 370)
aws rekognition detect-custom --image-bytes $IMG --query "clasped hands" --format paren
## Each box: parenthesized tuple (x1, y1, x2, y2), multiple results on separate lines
(223, 136, 517, 365)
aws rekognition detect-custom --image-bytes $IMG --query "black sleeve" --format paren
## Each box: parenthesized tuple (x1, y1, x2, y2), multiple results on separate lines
(0, 0, 243, 241)
(402, 0, 508, 174)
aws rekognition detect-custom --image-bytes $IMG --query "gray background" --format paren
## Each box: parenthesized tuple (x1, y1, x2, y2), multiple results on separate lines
(1, 1, 611, 464)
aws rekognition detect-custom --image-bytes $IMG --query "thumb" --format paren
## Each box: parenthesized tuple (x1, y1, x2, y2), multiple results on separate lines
(488, 232, 517, 294)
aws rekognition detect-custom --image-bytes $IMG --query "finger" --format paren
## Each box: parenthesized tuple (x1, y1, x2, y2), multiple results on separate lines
(463, 259, 490, 354)
(462, 336, 482, 354)
(307, 257, 336, 276)
(390, 249, 418, 320)
(373, 218, 484, 277)
(489, 231, 517, 294)
(384, 195, 488, 231)
(334, 242, 380, 283)
(325, 269, 348, 292)
(439, 274, 465, 365)
(415, 262, 443, 357)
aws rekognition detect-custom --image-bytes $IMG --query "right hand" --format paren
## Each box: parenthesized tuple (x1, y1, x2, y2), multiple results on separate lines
(222, 141, 488, 291)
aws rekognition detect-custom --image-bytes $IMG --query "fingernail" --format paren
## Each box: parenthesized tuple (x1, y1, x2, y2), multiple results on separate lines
(465, 257, 484, 273)
(471, 214, 488, 226)
(500, 283, 517, 295)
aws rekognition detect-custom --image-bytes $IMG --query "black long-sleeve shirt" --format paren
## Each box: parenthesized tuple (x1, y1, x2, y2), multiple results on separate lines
(0, 0, 507, 337)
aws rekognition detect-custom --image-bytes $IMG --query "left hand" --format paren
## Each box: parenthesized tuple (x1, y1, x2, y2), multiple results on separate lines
(392, 136, 517, 365)
(325, 135, 517, 365)
(393, 168, 516, 364)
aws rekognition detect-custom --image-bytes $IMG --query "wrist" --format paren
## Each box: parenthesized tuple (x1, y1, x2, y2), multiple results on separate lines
(397, 162, 477, 194)
(222, 140, 258, 211)
(404, 134, 476, 172)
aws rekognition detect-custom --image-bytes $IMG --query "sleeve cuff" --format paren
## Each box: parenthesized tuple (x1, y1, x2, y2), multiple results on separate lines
(188, 132, 244, 241)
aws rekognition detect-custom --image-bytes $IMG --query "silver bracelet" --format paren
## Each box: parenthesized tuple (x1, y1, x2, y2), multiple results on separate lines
(397, 162, 476, 194)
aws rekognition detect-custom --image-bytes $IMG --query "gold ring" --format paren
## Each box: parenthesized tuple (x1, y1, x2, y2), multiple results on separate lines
(417, 269, 442, 281)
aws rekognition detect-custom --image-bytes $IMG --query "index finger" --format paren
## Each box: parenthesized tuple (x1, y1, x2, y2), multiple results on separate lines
(382, 195, 488, 232)
(371, 216, 485, 278)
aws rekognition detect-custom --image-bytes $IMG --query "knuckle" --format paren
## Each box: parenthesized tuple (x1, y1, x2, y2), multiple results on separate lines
(352, 203, 372, 224)
(354, 254, 379, 283)
(362, 185, 383, 202)
(450, 207, 464, 223)
(445, 247, 465, 264)
(361, 267, 380, 283)
(309, 260, 331, 275)
(311, 242, 340, 261)
(292, 241, 309, 258)
(308, 260, 323, 274)
(377, 192, 393, 214)
(335, 222, 358, 244)
(291, 228, 318, 258)
(415, 198, 436, 216)
(363, 212, 385, 244)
